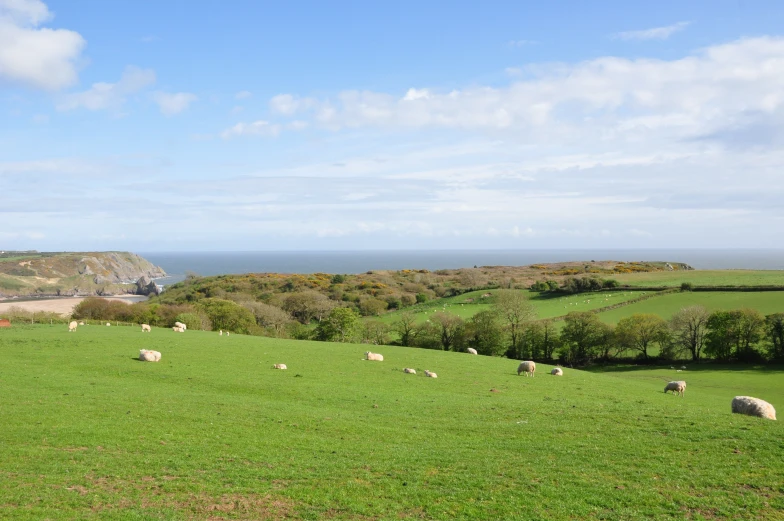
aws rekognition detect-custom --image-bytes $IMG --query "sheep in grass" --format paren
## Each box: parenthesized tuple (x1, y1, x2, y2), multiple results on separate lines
(139, 349, 161, 362)
(272, 364, 287, 370)
(403, 368, 416, 374)
(174, 322, 187, 331)
(731, 396, 776, 420)
(467, 348, 478, 355)
(517, 361, 536, 377)
(141, 324, 151, 333)
(78, 322, 84, 326)
(365, 351, 384, 361)
(664, 381, 686, 397)
(551, 367, 563, 376)
(172, 326, 185, 333)
(424, 370, 438, 378)
(68, 321, 77, 332)
(106, 323, 111, 327)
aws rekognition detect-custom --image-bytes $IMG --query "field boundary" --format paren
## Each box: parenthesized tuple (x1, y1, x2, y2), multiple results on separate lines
(540, 288, 678, 324)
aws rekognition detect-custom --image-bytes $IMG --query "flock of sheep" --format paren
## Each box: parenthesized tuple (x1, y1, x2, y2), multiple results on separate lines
(65, 321, 778, 421)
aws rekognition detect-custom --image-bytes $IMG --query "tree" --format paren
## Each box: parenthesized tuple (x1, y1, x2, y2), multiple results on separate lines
(243, 301, 292, 336)
(594, 322, 619, 361)
(358, 297, 388, 317)
(466, 310, 504, 356)
(669, 305, 709, 361)
(705, 311, 736, 361)
(492, 290, 537, 356)
(734, 308, 765, 360)
(431, 312, 466, 351)
(283, 291, 336, 324)
(361, 320, 390, 345)
(705, 309, 765, 361)
(559, 312, 606, 364)
(615, 314, 669, 360)
(196, 298, 256, 334)
(764, 313, 784, 360)
(393, 311, 418, 347)
(316, 307, 360, 342)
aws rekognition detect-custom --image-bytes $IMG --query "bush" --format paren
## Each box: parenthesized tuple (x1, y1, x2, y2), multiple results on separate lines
(175, 312, 211, 331)
(681, 282, 694, 291)
(196, 298, 255, 334)
(331, 274, 346, 284)
(415, 293, 428, 304)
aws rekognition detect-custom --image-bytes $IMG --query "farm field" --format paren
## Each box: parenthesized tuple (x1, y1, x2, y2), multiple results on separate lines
(596, 291, 784, 325)
(612, 270, 784, 287)
(1, 325, 782, 520)
(376, 289, 649, 325)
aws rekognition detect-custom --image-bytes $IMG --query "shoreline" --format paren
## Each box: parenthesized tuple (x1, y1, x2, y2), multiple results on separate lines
(0, 295, 148, 317)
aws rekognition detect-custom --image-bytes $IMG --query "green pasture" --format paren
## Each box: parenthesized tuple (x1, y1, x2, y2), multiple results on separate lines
(377, 289, 649, 325)
(597, 291, 784, 325)
(613, 269, 784, 287)
(1, 325, 782, 520)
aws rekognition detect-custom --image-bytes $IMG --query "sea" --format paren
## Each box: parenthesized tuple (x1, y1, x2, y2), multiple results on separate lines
(140, 249, 784, 287)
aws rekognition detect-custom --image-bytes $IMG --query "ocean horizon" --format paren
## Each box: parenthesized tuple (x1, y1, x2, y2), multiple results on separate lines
(140, 249, 784, 286)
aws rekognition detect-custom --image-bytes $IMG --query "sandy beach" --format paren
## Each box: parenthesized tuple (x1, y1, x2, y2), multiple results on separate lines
(0, 295, 148, 317)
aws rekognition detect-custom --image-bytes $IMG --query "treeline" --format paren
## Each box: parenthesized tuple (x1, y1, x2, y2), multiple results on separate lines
(530, 275, 620, 294)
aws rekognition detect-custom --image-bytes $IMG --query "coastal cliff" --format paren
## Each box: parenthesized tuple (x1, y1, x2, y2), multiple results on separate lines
(0, 251, 166, 297)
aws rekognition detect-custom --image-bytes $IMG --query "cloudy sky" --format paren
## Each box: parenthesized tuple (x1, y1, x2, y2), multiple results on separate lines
(1, 0, 783, 251)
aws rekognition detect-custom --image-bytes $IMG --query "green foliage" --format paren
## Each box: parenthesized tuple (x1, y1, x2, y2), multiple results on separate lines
(615, 314, 669, 360)
(316, 307, 361, 342)
(358, 297, 388, 317)
(415, 293, 428, 304)
(680, 282, 694, 291)
(330, 274, 346, 284)
(669, 305, 709, 361)
(466, 310, 505, 356)
(705, 309, 765, 362)
(765, 313, 784, 361)
(560, 312, 607, 364)
(196, 298, 256, 334)
(175, 312, 210, 331)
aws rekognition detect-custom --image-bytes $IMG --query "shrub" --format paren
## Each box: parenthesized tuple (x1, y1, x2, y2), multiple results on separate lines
(415, 293, 428, 304)
(681, 282, 694, 291)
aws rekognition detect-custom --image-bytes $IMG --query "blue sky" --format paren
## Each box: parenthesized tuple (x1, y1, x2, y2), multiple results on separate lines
(2, 0, 784, 251)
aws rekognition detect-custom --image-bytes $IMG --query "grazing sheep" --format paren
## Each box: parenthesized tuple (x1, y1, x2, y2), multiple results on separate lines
(141, 324, 151, 333)
(403, 368, 416, 374)
(172, 326, 185, 332)
(731, 396, 776, 420)
(467, 348, 478, 355)
(424, 370, 438, 378)
(68, 321, 77, 332)
(551, 367, 563, 376)
(139, 349, 161, 362)
(227, 332, 230, 336)
(517, 361, 536, 377)
(272, 363, 287, 370)
(78, 322, 84, 326)
(174, 322, 187, 330)
(664, 381, 686, 397)
(680, 366, 687, 370)
(365, 351, 384, 361)
(219, 330, 223, 336)
(106, 323, 111, 327)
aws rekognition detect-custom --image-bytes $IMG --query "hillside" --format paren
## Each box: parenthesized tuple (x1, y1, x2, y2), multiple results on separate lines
(151, 259, 691, 316)
(0, 324, 781, 520)
(0, 251, 166, 298)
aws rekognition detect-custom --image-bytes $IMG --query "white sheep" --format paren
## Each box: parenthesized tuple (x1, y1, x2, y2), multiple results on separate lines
(106, 322, 111, 327)
(68, 321, 77, 332)
(550, 367, 563, 376)
(174, 322, 187, 330)
(272, 363, 287, 370)
(365, 351, 384, 361)
(172, 326, 185, 332)
(139, 349, 161, 362)
(424, 370, 438, 378)
(403, 368, 416, 374)
(141, 324, 151, 333)
(219, 330, 223, 336)
(467, 348, 478, 355)
(78, 322, 85, 326)
(664, 381, 686, 397)
(517, 361, 536, 377)
(731, 396, 776, 420)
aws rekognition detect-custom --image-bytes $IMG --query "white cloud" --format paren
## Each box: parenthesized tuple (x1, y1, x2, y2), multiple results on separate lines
(57, 66, 156, 111)
(265, 37, 784, 144)
(0, 0, 86, 90)
(235, 90, 252, 100)
(152, 91, 197, 116)
(615, 21, 690, 41)
(221, 120, 280, 139)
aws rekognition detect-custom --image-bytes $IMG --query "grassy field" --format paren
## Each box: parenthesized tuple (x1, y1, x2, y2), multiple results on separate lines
(612, 270, 784, 287)
(596, 291, 784, 324)
(1, 325, 782, 520)
(376, 289, 650, 326)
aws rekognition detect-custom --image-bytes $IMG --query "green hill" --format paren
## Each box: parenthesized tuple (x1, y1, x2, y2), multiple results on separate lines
(1, 324, 781, 520)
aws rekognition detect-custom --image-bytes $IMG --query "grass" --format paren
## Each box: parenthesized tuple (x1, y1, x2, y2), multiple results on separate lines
(375, 289, 650, 326)
(612, 270, 784, 287)
(1, 324, 782, 520)
(597, 291, 784, 324)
